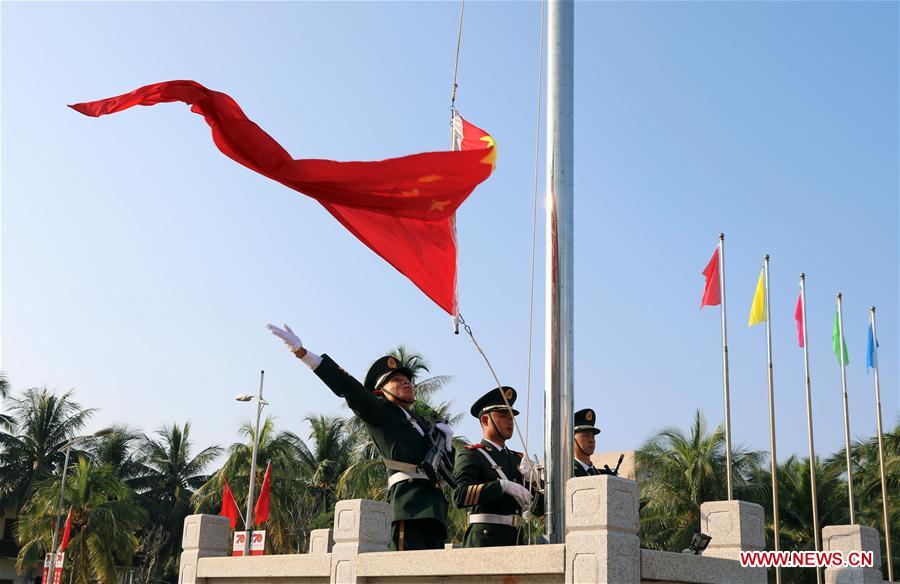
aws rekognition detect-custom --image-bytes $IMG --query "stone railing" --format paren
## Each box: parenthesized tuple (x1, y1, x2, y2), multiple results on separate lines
(179, 475, 887, 584)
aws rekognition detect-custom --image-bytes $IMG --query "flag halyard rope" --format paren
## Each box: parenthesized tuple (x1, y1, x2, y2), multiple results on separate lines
(450, 0, 466, 109)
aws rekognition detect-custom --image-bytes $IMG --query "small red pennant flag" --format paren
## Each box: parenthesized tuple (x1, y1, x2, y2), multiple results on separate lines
(794, 291, 805, 347)
(253, 462, 272, 526)
(700, 248, 722, 308)
(220, 479, 240, 529)
(59, 507, 73, 552)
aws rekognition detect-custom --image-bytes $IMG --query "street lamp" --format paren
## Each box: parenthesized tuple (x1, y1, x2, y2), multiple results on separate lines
(235, 370, 266, 555)
(48, 428, 114, 579)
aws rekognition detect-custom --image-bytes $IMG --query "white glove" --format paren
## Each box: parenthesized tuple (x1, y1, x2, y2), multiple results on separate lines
(500, 478, 532, 509)
(434, 422, 454, 452)
(518, 455, 537, 484)
(267, 323, 303, 352)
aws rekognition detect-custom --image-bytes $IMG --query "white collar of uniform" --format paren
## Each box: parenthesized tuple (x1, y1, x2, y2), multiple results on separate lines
(484, 438, 505, 452)
(575, 458, 592, 472)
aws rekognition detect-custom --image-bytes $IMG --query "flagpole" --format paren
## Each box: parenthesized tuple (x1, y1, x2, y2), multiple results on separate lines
(543, 0, 574, 544)
(719, 233, 734, 500)
(836, 293, 855, 524)
(762, 256, 781, 584)
(800, 274, 823, 584)
(244, 369, 265, 555)
(869, 307, 892, 582)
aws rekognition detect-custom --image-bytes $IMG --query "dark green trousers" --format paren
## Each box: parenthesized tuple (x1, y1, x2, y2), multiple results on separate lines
(463, 523, 523, 547)
(390, 518, 446, 551)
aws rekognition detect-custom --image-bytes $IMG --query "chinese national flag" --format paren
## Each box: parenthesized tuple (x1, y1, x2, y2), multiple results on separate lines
(69, 80, 496, 314)
(253, 462, 272, 526)
(59, 507, 73, 552)
(700, 248, 722, 308)
(220, 479, 240, 528)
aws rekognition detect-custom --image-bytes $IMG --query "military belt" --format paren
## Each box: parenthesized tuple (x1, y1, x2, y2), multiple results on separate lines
(386, 470, 431, 489)
(384, 459, 420, 474)
(468, 513, 522, 528)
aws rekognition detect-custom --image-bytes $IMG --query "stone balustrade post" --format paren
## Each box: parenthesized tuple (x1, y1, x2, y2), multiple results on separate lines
(178, 514, 231, 584)
(308, 528, 335, 554)
(822, 524, 883, 584)
(329, 499, 391, 584)
(699, 500, 766, 583)
(565, 474, 641, 584)
(700, 500, 766, 561)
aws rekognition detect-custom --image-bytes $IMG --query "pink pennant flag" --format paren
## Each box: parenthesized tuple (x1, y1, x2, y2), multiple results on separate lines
(794, 292, 805, 347)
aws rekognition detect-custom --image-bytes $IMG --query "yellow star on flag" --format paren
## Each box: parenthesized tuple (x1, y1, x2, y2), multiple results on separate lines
(480, 135, 497, 169)
(429, 199, 450, 212)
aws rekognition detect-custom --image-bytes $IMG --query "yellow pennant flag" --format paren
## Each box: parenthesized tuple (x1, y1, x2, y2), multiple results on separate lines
(748, 268, 766, 326)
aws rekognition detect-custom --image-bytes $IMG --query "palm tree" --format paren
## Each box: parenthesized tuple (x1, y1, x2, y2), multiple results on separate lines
(0, 387, 95, 513)
(0, 371, 13, 432)
(15, 456, 147, 583)
(825, 426, 899, 579)
(194, 417, 313, 553)
(748, 456, 851, 584)
(635, 409, 765, 552)
(134, 422, 221, 579)
(389, 345, 461, 426)
(298, 415, 353, 516)
(86, 425, 143, 482)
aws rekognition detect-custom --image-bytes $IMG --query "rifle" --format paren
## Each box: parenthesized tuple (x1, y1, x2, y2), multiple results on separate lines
(421, 424, 457, 488)
(601, 453, 625, 476)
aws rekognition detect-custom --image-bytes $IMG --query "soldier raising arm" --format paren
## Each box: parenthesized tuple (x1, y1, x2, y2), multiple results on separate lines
(267, 323, 453, 551)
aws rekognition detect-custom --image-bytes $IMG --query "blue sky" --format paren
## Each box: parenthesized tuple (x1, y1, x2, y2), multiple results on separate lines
(2, 1, 897, 467)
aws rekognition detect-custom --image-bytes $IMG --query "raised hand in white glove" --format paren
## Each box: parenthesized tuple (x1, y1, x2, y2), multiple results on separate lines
(267, 323, 304, 353)
(500, 478, 532, 509)
(433, 422, 454, 452)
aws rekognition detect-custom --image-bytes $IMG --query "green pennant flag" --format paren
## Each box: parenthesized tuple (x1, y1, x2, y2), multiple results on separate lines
(832, 310, 849, 365)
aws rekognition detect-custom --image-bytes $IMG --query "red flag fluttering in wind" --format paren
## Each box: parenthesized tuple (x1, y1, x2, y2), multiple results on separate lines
(700, 248, 722, 308)
(69, 80, 496, 314)
(253, 462, 272, 526)
(59, 507, 73, 552)
(220, 479, 240, 528)
(794, 292, 805, 347)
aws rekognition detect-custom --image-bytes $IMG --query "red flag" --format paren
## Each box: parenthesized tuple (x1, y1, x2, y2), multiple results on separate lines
(253, 462, 272, 526)
(795, 292, 805, 347)
(700, 248, 721, 308)
(59, 507, 72, 552)
(69, 80, 495, 314)
(220, 479, 240, 528)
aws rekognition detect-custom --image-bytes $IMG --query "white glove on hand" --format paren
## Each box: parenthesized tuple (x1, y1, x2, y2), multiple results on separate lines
(267, 323, 303, 352)
(434, 422, 454, 452)
(518, 455, 535, 483)
(500, 478, 532, 509)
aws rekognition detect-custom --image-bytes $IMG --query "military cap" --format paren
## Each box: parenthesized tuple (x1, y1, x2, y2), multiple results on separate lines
(574, 408, 601, 435)
(364, 356, 413, 393)
(470, 386, 520, 418)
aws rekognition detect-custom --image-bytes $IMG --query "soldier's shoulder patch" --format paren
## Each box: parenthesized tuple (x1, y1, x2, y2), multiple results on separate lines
(511, 450, 524, 458)
(465, 443, 485, 450)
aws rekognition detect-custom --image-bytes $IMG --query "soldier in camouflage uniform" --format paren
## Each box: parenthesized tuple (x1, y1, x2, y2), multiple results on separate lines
(451, 386, 544, 547)
(267, 324, 452, 551)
